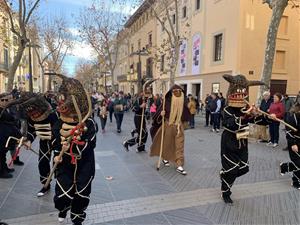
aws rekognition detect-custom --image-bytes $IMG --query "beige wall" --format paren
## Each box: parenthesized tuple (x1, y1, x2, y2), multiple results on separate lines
(238, 0, 300, 101)
(119, 0, 300, 101)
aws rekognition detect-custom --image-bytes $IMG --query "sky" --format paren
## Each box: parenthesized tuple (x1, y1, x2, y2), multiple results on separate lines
(37, 0, 138, 76)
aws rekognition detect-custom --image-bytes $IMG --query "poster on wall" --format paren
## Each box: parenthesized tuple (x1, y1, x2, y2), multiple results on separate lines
(192, 34, 201, 75)
(179, 39, 187, 76)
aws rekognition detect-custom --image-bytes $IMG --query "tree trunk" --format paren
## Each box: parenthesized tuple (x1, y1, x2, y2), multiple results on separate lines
(169, 44, 179, 88)
(258, 0, 288, 100)
(6, 45, 26, 91)
(47, 76, 52, 91)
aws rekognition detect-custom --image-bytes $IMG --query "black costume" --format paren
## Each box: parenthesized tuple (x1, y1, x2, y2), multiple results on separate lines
(219, 74, 265, 204)
(0, 108, 22, 178)
(49, 73, 97, 225)
(27, 111, 59, 185)
(280, 108, 300, 189)
(220, 107, 261, 197)
(53, 118, 97, 224)
(124, 96, 148, 152)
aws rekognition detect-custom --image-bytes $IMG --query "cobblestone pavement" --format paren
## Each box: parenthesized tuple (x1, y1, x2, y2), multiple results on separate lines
(0, 113, 297, 225)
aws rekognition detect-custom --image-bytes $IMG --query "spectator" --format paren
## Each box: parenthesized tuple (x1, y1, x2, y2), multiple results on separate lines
(108, 93, 116, 123)
(187, 95, 197, 129)
(199, 100, 204, 113)
(205, 94, 213, 127)
(257, 91, 273, 143)
(195, 96, 200, 114)
(218, 92, 226, 127)
(267, 93, 285, 148)
(113, 91, 127, 133)
(97, 98, 108, 133)
(295, 91, 300, 104)
(283, 94, 293, 120)
(210, 93, 221, 132)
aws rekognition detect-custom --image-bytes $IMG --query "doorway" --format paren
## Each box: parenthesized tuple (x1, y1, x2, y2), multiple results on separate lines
(192, 83, 201, 99)
(270, 80, 287, 95)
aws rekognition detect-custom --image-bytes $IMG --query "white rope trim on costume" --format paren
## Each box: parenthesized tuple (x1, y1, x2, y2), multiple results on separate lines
(222, 155, 239, 173)
(75, 177, 93, 200)
(294, 114, 298, 126)
(90, 134, 96, 141)
(239, 160, 249, 170)
(70, 211, 85, 220)
(57, 180, 74, 200)
(28, 132, 35, 140)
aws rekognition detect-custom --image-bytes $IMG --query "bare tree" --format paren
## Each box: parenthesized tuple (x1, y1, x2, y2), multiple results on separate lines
(258, 0, 289, 98)
(41, 17, 73, 90)
(0, 0, 41, 91)
(78, 0, 127, 92)
(74, 61, 98, 92)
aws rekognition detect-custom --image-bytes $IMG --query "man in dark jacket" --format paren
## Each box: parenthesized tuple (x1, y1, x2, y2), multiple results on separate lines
(257, 91, 273, 143)
(205, 94, 213, 127)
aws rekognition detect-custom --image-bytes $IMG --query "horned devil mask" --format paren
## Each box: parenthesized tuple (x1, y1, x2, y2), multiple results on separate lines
(52, 74, 89, 123)
(19, 92, 52, 122)
(223, 74, 265, 108)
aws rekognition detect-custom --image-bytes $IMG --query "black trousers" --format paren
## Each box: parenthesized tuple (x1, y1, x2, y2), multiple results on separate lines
(269, 121, 280, 144)
(109, 110, 114, 123)
(0, 124, 21, 174)
(281, 143, 300, 184)
(220, 132, 249, 197)
(127, 114, 148, 151)
(39, 140, 52, 184)
(205, 110, 212, 126)
(99, 116, 107, 130)
(114, 113, 124, 130)
(54, 156, 95, 224)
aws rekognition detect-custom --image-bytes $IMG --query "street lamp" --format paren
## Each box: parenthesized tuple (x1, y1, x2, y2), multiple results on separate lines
(130, 47, 149, 93)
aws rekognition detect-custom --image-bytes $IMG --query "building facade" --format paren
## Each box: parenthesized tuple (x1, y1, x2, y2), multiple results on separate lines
(0, 7, 42, 93)
(116, 0, 300, 102)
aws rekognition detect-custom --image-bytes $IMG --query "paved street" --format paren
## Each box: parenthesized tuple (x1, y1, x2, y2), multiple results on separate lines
(0, 113, 298, 225)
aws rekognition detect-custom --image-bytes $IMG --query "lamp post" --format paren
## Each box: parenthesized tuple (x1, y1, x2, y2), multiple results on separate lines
(130, 47, 149, 93)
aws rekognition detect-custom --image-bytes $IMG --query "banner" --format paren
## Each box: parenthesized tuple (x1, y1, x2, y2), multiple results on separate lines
(179, 39, 187, 76)
(192, 34, 201, 75)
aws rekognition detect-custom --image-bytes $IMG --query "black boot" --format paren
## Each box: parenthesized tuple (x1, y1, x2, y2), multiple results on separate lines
(4, 163, 14, 173)
(222, 193, 233, 204)
(280, 163, 289, 175)
(0, 169, 13, 179)
(13, 156, 24, 166)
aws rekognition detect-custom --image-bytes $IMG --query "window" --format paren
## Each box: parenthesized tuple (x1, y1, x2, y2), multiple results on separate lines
(4, 48, 9, 67)
(213, 33, 223, 62)
(160, 54, 165, 72)
(131, 44, 134, 54)
(274, 50, 286, 70)
(138, 39, 141, 50)
(212, 83, 220, 93)
(172, 14, 176, 24)
(278, 16, 288, 36)
(195, 0, 201, 10)
(182, 6, 187, 18)
(148, 33, 152, 47)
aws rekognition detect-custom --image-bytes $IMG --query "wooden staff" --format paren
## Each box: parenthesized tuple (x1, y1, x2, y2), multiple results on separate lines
(157, 92, 167, 171)
(244, 99, 297, 132)
(44, 91, 92, 189)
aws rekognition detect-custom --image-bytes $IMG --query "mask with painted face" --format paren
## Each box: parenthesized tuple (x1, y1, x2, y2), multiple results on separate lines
(223, 74, 265, 108)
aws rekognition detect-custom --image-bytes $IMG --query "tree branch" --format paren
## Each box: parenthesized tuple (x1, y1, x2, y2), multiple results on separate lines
(25, 0, 40, 25)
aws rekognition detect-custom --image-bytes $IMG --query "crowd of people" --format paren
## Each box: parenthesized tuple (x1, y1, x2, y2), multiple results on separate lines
(2, 73, 300, 224)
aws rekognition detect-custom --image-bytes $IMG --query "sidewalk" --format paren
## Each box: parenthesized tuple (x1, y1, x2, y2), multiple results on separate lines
(0, 112, 296, 225)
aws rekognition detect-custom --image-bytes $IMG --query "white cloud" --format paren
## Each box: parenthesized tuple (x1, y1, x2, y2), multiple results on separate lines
(70, 41, 95, 60)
